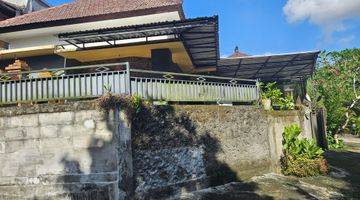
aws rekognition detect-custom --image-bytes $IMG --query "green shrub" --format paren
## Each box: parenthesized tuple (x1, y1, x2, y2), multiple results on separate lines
(327, 135, 345, 149)
(132, 94, 143, 114)
(97, 93, 145, 121)
(283, 125, 301, 148)
(282, 156, 329, 177)
(279, 95, 295, 110)
(349, 116, 360, 136)
(260, 82, 295, 110)
(261, 82, 282, 103)
(281, 124, 328, 177)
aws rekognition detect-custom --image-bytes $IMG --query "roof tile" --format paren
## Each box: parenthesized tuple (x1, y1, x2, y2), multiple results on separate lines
(0, 0, 183, 28)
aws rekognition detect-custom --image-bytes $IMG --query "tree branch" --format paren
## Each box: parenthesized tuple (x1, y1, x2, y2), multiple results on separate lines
(341, 76, 360, 132)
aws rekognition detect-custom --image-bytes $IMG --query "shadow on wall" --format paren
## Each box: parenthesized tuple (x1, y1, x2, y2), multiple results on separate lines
(58, 154, 111, 199)
(56, 104, 273, 199)
(57, 109, 123, 200)
(131, 105, 273, 199)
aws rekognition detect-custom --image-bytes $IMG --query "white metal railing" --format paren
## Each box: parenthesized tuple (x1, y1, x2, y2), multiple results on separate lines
(130, 69, 258, 102)
(0, 62, 259, 104)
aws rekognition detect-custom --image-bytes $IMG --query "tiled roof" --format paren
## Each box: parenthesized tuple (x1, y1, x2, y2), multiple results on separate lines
(0, 0, 183, 28)
(228, 51, 249, 58)
(228, 46, 249, 58)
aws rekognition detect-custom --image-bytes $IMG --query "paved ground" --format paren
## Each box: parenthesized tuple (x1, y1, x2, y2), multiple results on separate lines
(177, 135, 360, 200)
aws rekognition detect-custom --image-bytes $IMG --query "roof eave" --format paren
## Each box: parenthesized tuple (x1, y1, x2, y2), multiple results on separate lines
(0, 4, 183, 34)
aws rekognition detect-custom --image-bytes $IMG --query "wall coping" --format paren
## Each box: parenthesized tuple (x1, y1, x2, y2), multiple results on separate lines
(0, 101, 98, 117)
(0, 102, 304, 117)
(264, 110, 304, 117)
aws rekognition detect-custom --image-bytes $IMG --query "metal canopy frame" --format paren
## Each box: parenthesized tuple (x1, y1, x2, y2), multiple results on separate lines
(58, 16, 219, 69)
(217, 51, 320, 82)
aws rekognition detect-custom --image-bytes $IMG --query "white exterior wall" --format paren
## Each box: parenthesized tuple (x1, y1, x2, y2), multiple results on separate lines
(2, 0, 27, 7)
(1, 11, 181, 50)
(29, 0, 48, 12)
(2, 0, 48, 12)
(8, 35, 57, 49)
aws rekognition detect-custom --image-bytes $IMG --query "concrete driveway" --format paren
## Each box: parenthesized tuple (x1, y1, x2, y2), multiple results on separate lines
(177, 135, 360, 200)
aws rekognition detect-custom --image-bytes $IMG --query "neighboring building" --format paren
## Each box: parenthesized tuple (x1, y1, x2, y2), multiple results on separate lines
(228, 46, 249, 58)
(0, 0, 49, 20)
(0, 0, 17, 20)
(4, 0, 49, 13)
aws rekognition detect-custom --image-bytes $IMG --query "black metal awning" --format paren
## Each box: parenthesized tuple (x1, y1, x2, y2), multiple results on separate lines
(58, 16, 219, 68)
(217, 51, 320, 82)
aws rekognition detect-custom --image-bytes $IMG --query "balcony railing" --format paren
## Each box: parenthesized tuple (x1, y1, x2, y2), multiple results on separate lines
(0, 62, 259, 104)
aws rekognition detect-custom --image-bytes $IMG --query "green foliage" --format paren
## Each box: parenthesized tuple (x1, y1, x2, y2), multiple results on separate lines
(132, 94, 143, 114)
(279, 95, 295, 110)
(283, 125, 324, 159)
(349, 116, 360, 135)
(302, 139, 325, 159)
(261, 82, 282, 102)
(307, 49, 360, 135)
(283, 156, 329, 177)
(260, 82, 295, 110)
(327, 135, 345, 149)
(282, 124, 328, 177)
(97, 93, 145, 121)
(103, 84, 112, 93)
(283, 124, 302, 150)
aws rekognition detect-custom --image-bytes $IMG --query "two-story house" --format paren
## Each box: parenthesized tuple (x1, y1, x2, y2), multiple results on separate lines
(0, 0, 212, 73)
(0, 0, 319, 104)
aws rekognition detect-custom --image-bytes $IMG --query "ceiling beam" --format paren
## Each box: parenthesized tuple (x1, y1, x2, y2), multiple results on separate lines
(290, 63, 312, 77)
(233, 59, 243, 78)
(271, 54, 300, 78)
(65, 40, 82, 49)
(219, 59, 314, 67)
(251, 56, 271, 79)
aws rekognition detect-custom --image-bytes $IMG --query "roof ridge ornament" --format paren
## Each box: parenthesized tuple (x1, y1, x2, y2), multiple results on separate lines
(235, 46, 239, 53)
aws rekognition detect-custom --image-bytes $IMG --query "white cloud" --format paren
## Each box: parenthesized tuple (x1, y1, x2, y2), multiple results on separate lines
(338, 35, 355, 45)
(221, 54, 229, 58)
(283, 0, 360, 42)
(263, 52, 273, 56)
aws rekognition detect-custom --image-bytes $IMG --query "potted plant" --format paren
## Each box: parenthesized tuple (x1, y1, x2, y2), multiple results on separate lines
(262, 98, 272, 110)
(279, 95, 295, 110)
(261, 82, 282, 110)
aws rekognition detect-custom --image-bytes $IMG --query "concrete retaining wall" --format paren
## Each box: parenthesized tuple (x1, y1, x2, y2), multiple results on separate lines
(0, 103, 311, 199)
(0, 103, 132, 200)
(132, 105, 310, 198)
(266, 110, 312, 173)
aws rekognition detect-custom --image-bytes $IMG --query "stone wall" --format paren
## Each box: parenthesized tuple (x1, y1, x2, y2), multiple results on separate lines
(0, 102, 311, 199)
(266, 110, 312, 173)
(131, 105, 309, 198)
(0, 102, 132, 200)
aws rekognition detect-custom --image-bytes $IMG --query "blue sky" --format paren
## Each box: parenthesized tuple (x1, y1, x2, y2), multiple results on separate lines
(48, 0, 360, 57)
